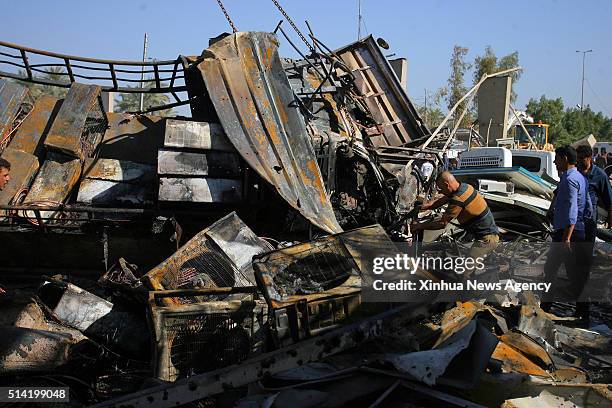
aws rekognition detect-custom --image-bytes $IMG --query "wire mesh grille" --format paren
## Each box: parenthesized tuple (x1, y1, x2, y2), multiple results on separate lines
(81, 96, 108, 158)
(148, 239, 252, 305)
(161, 311, 255, 380)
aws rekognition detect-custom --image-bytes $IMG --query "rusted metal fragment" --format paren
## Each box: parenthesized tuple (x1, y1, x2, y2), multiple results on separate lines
(144, 212, 268, 298)
(0, 148, 39, 205)
(22, 152, 81, 219)
(91, 304, 416, 408)
(198, 32, 341, 234)
(335, 36, 429, 147)
(434, 301, 508, 348)
(149, 288, 267, 381)
(157, 149, 241, 177)
(77, 158, 156, 206)
(492, 341, 549, 377)
(0, 294, 89, 341)
(8, 95, 61, 157)
(0, 79, 28, 144)
(0, 326, 76, 374)
(44, 82, 107, 160)
(0, 296, 48, 329)
(164, 119, 235, 151)
(499, 330, 554, 370)
(98, 112, 165, 165)
(38, 279, 149, 358)
(158, 177, 242, 203)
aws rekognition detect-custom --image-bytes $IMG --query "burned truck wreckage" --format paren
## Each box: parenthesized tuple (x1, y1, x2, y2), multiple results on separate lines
(0, 27, 611, 408)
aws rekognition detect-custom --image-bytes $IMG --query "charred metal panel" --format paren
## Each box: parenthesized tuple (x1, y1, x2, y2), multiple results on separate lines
(157, 149, 241, 178)
(144, 212, 268, 296)
(8, 95, 61, 157)
(0, 79, 28, 145)
(335, 36, 429, 147)
(77, 158, 156, 206)
(254, 225, 391, 308)
(38, 279, 149, 358)
(0, 148, 39, 205)
(98, 112, 165, 165)
(158, 177, 242, 203)
(198, 32, 341, 234)
(0, 326, 76, 374)
(164, 119, 234, 151)
(148, 289, 267, 381)
(44, 82, 107, 160)
(22, 152, 82, 219)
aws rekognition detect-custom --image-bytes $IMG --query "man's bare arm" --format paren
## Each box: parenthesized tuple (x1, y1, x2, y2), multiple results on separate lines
(420, 195, 449, 211)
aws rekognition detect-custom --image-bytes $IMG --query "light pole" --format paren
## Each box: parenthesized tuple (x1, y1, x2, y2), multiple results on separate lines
(576, 49, 592, 111)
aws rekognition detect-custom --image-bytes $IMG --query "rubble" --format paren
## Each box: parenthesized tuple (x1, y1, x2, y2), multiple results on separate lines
(0, 19, 610, 408)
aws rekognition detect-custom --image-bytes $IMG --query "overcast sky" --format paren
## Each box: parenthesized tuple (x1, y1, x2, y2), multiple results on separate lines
(1, 0, 610, 115)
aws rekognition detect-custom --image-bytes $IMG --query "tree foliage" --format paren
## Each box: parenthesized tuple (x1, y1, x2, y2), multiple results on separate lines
(446, 45, 472, 127)
(473, 46, 521, 105)
(526, 95, 612, 145)
(114, 79, 174, 116)
(16, 67, 69, 99)
(417, 87, 447, 129)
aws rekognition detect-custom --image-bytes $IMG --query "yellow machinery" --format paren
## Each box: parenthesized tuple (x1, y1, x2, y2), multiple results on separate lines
(514, 122, 552, 150)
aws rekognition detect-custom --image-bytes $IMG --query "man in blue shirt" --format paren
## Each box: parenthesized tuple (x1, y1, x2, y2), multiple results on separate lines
(576, 145, 612, 237)
(542, 146, 592, 321)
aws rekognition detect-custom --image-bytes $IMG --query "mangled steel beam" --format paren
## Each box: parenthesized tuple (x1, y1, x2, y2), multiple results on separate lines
(76, 158, 156, 206)
(198, 32, 341, 234)
(335, 35, 429, 147)
(44, 82, 107, 160)
(8, 95, 61, 157)
(0, 148, 39, 206)
(91, 304, 419, 408)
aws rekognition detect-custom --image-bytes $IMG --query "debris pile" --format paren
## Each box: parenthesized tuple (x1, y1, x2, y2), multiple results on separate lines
(0, 29, 610, 408)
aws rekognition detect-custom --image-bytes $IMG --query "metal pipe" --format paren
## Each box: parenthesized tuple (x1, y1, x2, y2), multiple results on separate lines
(139, 33, 148, 111)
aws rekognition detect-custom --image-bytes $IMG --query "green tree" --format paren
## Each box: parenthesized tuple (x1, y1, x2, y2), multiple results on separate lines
(446, 45, 472, 127)
(526, 95, 566, 143)
(561, 107, 611, 144)
(114, 79, 174, 116)
(16, 66, 69, 99)
(417, 87, 447, 129)
(526, 95, 612, 145)
(473, 46, 521, 105)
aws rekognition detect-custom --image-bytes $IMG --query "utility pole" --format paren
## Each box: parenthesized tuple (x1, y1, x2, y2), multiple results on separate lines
(424, 88, 428, 126)
(139, 33, 149, 112)
(357, 0, 362, 41)
(576, 49, 592, 111)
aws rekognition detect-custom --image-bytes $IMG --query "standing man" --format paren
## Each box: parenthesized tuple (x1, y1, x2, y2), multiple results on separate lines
(595, 150, 607, 168)
(577, 145, 612, 232)
(0, 157, 8, 295)
(542, 146, 591, 320)
(0, 158, 10, 191)
(411, 171, 499, 277)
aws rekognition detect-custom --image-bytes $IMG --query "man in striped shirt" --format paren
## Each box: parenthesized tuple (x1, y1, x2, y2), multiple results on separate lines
(411, 171, 499, 277)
